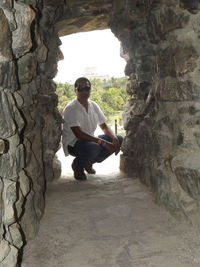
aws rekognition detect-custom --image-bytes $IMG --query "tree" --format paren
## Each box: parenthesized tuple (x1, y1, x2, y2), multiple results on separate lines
(55, 77, 128, 116)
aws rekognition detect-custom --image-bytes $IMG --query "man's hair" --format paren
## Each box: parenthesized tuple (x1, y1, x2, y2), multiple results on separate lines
(74, 77, 91, 89)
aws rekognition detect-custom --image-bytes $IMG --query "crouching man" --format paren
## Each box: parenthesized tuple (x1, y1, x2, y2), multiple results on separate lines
(62, 77, 123, 180)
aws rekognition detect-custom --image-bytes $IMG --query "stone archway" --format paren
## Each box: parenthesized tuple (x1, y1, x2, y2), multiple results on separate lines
(1, 0, 200, 265)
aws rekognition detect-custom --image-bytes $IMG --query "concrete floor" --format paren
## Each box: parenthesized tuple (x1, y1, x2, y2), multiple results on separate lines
(22, 150, 200, 267)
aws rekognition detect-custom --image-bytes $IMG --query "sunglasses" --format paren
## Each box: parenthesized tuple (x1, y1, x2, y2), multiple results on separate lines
(76, 86, 91, 92)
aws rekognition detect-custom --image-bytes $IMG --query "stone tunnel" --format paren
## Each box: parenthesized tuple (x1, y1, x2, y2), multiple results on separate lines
(1, 0, 200, 265)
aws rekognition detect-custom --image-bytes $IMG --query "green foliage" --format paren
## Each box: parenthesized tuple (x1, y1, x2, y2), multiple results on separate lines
(56, 83, 74, 112)
(55, 77, 128, 118)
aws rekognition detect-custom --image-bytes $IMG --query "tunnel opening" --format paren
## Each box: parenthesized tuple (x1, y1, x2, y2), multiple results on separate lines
(54, 29, 127, 180)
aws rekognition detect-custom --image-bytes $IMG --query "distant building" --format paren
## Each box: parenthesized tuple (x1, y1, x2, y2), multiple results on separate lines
(84, 67, 110, 80)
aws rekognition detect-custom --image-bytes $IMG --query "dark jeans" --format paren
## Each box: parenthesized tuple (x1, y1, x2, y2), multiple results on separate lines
(68, 135, 123, 170)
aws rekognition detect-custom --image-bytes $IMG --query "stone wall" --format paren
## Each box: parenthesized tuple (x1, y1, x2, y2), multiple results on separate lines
(109, 0, 200, 223)
(0, 1, 62, 266)
(0, 0, 113, 265)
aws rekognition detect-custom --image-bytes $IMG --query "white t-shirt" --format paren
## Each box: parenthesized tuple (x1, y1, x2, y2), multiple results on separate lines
(62, 99, 106, 156)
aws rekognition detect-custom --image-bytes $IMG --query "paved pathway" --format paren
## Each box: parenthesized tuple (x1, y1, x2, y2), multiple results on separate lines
(22, 150, 200, 267)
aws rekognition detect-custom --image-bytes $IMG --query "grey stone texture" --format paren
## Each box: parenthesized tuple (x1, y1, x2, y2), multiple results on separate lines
(110, 0, 200, 223)
(1, 0, 200, 265)
(0, 0, 62, 266)
(55, 0, 113, 36)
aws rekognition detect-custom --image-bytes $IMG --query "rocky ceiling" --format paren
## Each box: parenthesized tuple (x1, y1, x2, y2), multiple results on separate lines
(55, 0, 113, 36)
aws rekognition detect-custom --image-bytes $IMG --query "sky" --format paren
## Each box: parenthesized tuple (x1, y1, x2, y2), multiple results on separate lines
(54, 29, 127, 84)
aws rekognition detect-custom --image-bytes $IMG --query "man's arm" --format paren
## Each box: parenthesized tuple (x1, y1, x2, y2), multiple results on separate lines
(71, 126, 99, 143)
(99, 122, 117, 139)
(99, 123, 121, 155)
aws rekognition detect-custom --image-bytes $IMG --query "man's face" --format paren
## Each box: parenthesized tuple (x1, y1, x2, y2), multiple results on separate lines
(75, 80, 91, 100)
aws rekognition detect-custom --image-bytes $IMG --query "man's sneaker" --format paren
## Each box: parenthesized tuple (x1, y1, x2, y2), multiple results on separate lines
(84, 164, 96, 174)
(72, 161, 87, 181)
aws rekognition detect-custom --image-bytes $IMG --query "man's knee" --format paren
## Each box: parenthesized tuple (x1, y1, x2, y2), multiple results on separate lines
(74, 142, 102, 166)
(86, 142, 101, 157)
(72, 141, 101, 159)
(98, 134, 123, 145)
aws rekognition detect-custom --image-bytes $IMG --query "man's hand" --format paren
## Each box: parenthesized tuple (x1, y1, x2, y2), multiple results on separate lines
(105, 142, 117, 154)
(112, 137, 119, 147)
(99, 123, 121, 155)
(112, 137, 121, 155)
(105, 138, 121, 155)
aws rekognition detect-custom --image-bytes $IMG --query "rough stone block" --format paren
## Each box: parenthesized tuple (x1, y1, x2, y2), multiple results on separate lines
(180, 0, 200, 14)
(0, 144, 25, 179)
(0, 91, 17, 138)
(12, 1, 35, 57)
(18, 54, 37, 84)
(6, 223, 23, 249)
(125, 58, 136, 76)
(0, 240, 18, 267)
(0, 9, 12, 62)
(18, 170, 31, 197)
(0, 0, 12, 10)
(0, 240, 10, 262)
(13, 79, 38, 108)
(0, 62, 18, 91)
(120, 154, 139, 177)
(2, 180, 17, 225)
(156, 78, 200, 101)
(3, 9, 17, 32)
(175, 167, 200, 200)
(36, 38, 48, 63)
(147, 6, 189, 43)
(53, 155, 61, 180)
(157, 45, 198, 77)
(21, 190, 40, 240)
(0, 139, 5, 154)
